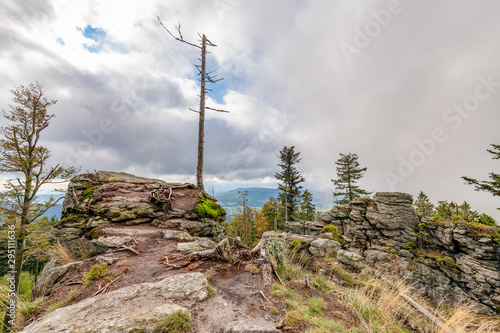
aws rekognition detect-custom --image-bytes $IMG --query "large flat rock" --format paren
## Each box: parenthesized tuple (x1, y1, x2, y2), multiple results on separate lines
(22, 272, 208, 333)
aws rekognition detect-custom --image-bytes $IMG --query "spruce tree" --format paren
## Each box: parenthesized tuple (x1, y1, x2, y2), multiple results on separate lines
(275, 146, 305, 221)
(462, 144, 500, 211)
(300, 190, 316, 221)
(331, 153, 371, 206)
(413, 191, 435, 220)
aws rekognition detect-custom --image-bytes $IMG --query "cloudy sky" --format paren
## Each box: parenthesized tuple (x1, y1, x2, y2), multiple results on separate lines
(0, 0, 499, 218)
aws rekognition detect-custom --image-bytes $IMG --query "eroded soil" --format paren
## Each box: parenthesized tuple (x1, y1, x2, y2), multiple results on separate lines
(29, 223, 360, 332)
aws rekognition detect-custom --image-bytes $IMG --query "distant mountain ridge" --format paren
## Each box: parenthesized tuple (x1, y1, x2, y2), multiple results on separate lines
(214, 187, 334, 220)
(37, 194, 64, 219)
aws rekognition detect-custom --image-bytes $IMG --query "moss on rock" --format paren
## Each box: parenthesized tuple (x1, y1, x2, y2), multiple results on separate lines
(195, 193, 226, 219)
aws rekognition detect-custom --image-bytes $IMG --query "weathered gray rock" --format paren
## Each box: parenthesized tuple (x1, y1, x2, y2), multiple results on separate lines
(52, 228, 82, 241)
(322, 232, 333, 239)
(364, 250, 390, 264)
(221, 319, 279, 333)
(365, 192, 418, 240)
(337, 250, 365, 269)
(177, 238, 216, 252)
(163, 229, 197, 241)
(96, 255, 119, 265)
(308, 239, 341, 257)
(93, 236, 133, 247)
(22, 272, 207, 333)
(285, 220, 325, 235)
(31, 260, 81, 300)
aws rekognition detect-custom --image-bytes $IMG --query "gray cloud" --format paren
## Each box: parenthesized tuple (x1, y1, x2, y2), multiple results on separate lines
(0, 0, 499, 219)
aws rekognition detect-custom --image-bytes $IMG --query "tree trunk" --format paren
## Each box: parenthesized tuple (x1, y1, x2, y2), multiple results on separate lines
(196, 35, 207, 191)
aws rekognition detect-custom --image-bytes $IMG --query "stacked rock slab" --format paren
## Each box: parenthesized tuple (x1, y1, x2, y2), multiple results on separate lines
(318, 192, 500, 315)
(53, 171, 225, 246)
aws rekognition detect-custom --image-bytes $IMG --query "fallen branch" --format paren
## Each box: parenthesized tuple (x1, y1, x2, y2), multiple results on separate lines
(257, 290, 270, 303)
(116, 244, 139, 255)
(399, 293, 453, 333)
(64, 280, 83, 286)
(92, 274, 122, 297)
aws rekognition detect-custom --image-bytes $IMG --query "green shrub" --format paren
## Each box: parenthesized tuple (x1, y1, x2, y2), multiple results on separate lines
(289, 238, 307, 249)
(207, 284, 215, 296)
(323, 225, 337, 233)
(313, 274, 329, 292)
(1, 271, 35, 299)
(83, 262, 108, 284)
(307, 297, 325, 315)
(19, 298, 43, 317)
(82, 188, 94, 199)
(284, 310, 304, 327)
(477, 214, 497, 226)
(323, 225, 344, 243)
(156, 310, 191, 333)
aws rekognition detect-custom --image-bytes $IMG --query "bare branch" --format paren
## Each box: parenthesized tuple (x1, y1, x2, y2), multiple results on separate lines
(206, 106, 230, 113)
(157, 16, 201, 49)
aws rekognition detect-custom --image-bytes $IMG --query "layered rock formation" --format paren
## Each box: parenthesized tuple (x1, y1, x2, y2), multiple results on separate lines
(316, 192, 500, 314)
(52, 170, 226, 246)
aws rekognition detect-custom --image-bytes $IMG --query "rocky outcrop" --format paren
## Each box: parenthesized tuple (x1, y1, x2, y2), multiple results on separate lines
(320, 192, 500, 314)
(22, 272, 208, 333)
(52, 171, 225, 248)
(30, 260, 81, 300)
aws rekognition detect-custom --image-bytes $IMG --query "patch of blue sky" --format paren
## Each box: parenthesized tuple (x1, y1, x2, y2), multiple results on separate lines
(206, 79, 227, 104)
(78, 25, 106, 53)
(56, 37, 65, 46)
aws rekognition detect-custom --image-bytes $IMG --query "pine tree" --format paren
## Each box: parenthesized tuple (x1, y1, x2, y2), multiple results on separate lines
(275, 146, 305, 221)
(300, 190, 316, 221)
(331, 153, 371, 206)
(462, 144, 500, 211)
(413, 191, 435, 220)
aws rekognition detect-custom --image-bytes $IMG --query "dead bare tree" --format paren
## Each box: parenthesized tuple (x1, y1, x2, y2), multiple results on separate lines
(158, 17, 229, 191)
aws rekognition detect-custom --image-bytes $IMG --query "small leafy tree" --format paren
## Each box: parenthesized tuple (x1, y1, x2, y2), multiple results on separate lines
(261, 197, 281, 231)
(275, 146, 305, 221)
(413, 191, 435, 220)
(0, 82, 75, 331)
(300, 190, 316, 221)
(331, 153, 371, 206)
(225, 208, 267, 247)
(462, 144, 499, 211)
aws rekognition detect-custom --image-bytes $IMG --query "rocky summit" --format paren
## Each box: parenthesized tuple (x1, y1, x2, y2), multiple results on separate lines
(20, 172, 500, 332)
